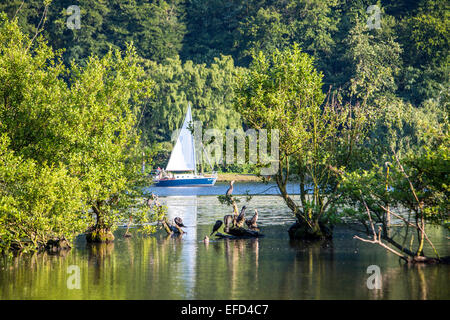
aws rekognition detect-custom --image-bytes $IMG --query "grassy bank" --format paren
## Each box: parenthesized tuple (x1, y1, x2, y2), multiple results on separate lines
(217, 173, 266, 182)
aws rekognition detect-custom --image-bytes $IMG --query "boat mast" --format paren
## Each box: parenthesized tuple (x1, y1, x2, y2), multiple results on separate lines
(189, 102, 198, 176)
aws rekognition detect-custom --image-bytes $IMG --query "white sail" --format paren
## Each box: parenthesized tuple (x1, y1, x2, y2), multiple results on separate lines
(166, 104, 196, 172)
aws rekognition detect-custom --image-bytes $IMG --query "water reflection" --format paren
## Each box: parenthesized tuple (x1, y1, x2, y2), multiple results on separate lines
(165, 196, 198, 298)
(0, 195, 448, 300)
(224, 238, 260, 299)
(87, 243, 115, 286)
(146, 181, 301, 197)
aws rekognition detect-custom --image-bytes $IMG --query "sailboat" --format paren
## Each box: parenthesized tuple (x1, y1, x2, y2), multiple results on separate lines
(153, 104, 217, 187)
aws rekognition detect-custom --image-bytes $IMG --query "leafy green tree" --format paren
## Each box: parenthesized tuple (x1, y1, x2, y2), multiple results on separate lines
(64, 46, 156, 242)
(396, 0, 449, 105)
(0, 15, 159, 251)
(0, 13, 89, 251)
(140, 55, 243, 166)
(181, 0, 247, 64)
(52, 0, 112, 65)
(237, 7, 289, 66)
(0, 134, 87, 252)
(338, 87, 449, 263)
(235, 45, 371, 239)
(343, 15, 402, 105)
(340, 128, 449, 262)
(1, 0, 186, 65)
(102, 0, 186, 63)
(400, 0, 448, 67)
(282, 0, 340, 81)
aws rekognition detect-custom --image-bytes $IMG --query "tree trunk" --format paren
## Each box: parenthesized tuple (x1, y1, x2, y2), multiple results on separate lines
(275, 169, 332, 240)
(86, 201, 115, 243)
(416, 214, 425, 256)
(216, 226, 262, 238)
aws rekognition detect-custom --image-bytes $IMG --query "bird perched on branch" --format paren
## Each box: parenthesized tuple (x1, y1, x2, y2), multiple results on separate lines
(124, 216, 133, 238)
(210, 220, 223, 236)
(174, 217, 185, 228)
(223, 215, 233, 232)
(146, 193, 159, 207)
(236, 205, 246, 226)
(245, 209, 259, 229)
(226, 180, 235, 197)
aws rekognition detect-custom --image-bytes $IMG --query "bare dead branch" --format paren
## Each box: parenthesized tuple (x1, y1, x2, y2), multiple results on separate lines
(360, 191, 376, 239)
(27, 4, 49, 51)
(354, 235, 408, 262)
(13, 0, 25, 19)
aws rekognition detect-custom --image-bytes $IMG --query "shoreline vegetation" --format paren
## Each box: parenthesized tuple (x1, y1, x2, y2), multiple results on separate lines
(0, 1, 448, 268)
(216, 173, 265, 182)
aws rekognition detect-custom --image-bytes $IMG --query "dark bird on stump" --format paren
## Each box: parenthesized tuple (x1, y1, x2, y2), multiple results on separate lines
(174, 217, 185, 228)
(166, 221, 179, 233)
(210, 220, 223, 236)
(223, 215, 233, 232)
(246, 209, 258, 229)
(226, 180, 235, 197)
(236, 205, 247, 225)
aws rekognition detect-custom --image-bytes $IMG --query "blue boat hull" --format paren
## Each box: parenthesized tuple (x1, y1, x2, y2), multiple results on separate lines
(154, 177, 217, 187)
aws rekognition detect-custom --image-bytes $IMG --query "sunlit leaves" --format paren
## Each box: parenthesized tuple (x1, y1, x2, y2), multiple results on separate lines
(234, 45, 371, 236)
(0, 16, 157, 252)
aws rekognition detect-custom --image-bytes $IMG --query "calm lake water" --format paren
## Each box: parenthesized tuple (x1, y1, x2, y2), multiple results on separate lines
(0, 183, 449, 300)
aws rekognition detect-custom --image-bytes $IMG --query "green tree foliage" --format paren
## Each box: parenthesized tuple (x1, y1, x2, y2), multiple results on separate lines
(237, 7, 289, 66)
(281, 0, 340, 81)
(101, 0, 186, 63)
(140, 55, 243, 162)
(338, 84, 449, 261)
(395, 0, 449, 105)
(339, 125, 449, 261)
(344, 15, 402, 105)
(0, 0, 448, 248)
(64, 46, 155, 238)
(0, 15, 158, 251)
(0, 0, 186, 65)
(2, 0, 446, 106)
(181, 0, 256, 64)
(0, 134, 86, 252)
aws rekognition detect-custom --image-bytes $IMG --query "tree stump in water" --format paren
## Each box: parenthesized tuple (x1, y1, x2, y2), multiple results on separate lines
(215, 226, 263, 239)
(161, 218, 185, 235)
(86, 228, 115, 243)
(228, 226, 261, 237)
(45, 238, 71, 252)
(288, 221, 332, 240)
